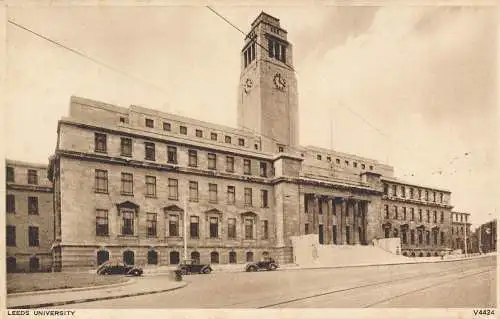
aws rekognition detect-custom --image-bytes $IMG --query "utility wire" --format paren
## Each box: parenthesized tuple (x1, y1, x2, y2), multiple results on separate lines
(8, 19, 171, 98)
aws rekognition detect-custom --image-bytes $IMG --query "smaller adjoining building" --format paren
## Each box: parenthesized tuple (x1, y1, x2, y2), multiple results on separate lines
(474, 219, 497, 254)
(450, 211, 472, 253)
(5, 160, 54, 272)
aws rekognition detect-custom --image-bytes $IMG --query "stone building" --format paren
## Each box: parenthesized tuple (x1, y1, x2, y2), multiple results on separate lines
(381, 178, 453, 257)
(450, 211, 472, 253)
(475, 219, 496, 253)
(5, 160, 54, 272)
(42, 12, 456, 271)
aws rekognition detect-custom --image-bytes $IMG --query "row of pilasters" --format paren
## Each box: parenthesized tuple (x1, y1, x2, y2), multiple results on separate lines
(306, 195, 369, 245)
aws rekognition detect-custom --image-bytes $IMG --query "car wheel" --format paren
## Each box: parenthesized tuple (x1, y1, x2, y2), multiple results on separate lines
(248, 266, 257, 272)
(269, 264, 277, 271)
(202, 268, 211, 274)
(132, 270, 140, 276)
(181, 269, 188, 276)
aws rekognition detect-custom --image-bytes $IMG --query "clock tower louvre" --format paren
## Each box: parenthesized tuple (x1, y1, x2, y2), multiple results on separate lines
(237, 12, 299, 153)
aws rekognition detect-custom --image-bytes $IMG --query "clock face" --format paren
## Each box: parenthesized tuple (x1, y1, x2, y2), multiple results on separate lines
(273, 73, 286, 90)
(244, 78, 253, 94)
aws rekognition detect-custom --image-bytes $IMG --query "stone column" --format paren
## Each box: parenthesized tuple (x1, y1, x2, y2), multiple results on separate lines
(353, 200, 359, 244)
(341, 198, 347, 244)
(313, 195, 319, 233)
(325, 196, 332, 244)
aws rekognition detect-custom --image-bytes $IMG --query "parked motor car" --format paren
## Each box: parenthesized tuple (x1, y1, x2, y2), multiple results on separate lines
(177, 259, 212, 275)
(96, 261, 143, 276)
(245, 257, 279, 272)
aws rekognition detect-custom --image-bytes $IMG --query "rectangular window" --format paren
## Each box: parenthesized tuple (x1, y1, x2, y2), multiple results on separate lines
(96, 209, 109, 236)
(440, 193, 444, 203)
(209, 183, 218, 203)
(260, 190, 268, 208)
(244, 188, 252, 206)
(384, 205, 389, 219)
(147, 213, 157, 237)
(180, 126, 187, 135)
(210, 132, 218, 141)
(27, 169, 38, 185)
(383, 184, 388, 195)
(188, 150, 198, 167)
(168, 179, 178, 200)
(425, 190, 429, 201)
(226, 156, 234, 172)
(418, 189, 422, 199)
(94, 133, 107, 153)
(145, 142, 156, 161)
(228, 218, 236, 239)
(208, 153, 217, 170)
(410, 230, 415, 244)
(227, 186, 235, 204)
(433, 211, 437, 223)
(243, 159, 251, 175)
(401, 186, 406, 198)
(238, 138, 245, 146)
(262, 220, 269, 240)
(28, 226, 39, 246)
(245, 218, 254, 240)
(167, 146, 177, 164)
(28, 197, 39, 215)
(433, 191, 436, 202)
(411, 208, 415, 221)
(440, 231, 444, 244)
(145, 118, 154, 128)
(392, 185, 397, 196)
(7, 225, 16, 246)
(419, 209, 423, 221)
(427, 210, 430, 223)
(189, 181, 198, 201)
(190, 216, 199, 238)
(209, 217, 218, 238)
(394, 206, 398, 219)
(195, 129, 203, 138)
(6, 166, 14, 182)
(6, 195, 15, 213)
(122, 211, 134, 235)
(440, 211, 444, 223)
(95, 169, 108, 193)
(120, 137, 132, 157)
(305, 223, 310, 235)
(163, 122, 171, 131)
(260, 162, 267, 177)
(402, 207, 406, 220)
(146, 176, 156, 197)
(225, 136, 232, 144)
(169, 215, 179, 237)
(121, 173, 133, 195)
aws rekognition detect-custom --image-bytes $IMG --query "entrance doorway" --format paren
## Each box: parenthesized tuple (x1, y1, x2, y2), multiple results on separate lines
(318, 224, 324, 244)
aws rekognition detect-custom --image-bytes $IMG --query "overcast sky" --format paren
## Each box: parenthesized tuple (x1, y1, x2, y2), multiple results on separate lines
(5, 4, 498, 227)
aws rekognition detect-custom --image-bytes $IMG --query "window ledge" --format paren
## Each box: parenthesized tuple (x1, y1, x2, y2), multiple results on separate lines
(95, 191, 109, 195)
(120, 193, 134, 197)
(118, 235, 138, 238)
(96, 234, 110, 237)
(145, 195, 158, 199)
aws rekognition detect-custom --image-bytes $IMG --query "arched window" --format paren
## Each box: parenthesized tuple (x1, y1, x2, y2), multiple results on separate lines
(229, 252, 237, 264)
(29, 256, 40, 272)
(419, 252, 424, 257)
(210, 251, 219, 264)
(170, 251, 180, 265)
(434, 252, 439, 257)
(246, 251, 254, 262)
(191, 251, 200, 264)
(7, 256, 16, 273)
(148, 250, 158, 265)
(402, 252, 408, 257)
(384, 227, 390, 238)
(123, 250, 135, 265)
(97, 250, 109, 266)
(427, 252, 431, 257)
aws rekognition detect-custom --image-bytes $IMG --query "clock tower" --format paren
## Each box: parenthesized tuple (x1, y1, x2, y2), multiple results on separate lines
(237, 12, 299, 153)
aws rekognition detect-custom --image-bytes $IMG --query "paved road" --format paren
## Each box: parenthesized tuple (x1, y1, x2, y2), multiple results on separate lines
(64, 256, 496, 308)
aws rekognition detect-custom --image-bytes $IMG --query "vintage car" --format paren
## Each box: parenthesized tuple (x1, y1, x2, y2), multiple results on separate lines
(96, 261, 143, 276)
(177, 259, 212, 275)
(245, 257, 279, 272)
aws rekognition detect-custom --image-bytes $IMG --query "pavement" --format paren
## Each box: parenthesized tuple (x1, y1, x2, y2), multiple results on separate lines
(61, 255, 497, 309)
(7, 273, 186, 309)
(7, 252, 496, 309)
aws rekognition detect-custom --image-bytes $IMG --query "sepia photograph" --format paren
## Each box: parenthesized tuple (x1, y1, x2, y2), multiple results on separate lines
(3, 1, 498, 317)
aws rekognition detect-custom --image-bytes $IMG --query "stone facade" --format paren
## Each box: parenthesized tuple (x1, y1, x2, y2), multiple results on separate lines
(450, 211, 472, 253)
(5, 160, 54, 272)
(380, 177, 453, 256)
(8, 12, 461, 272)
